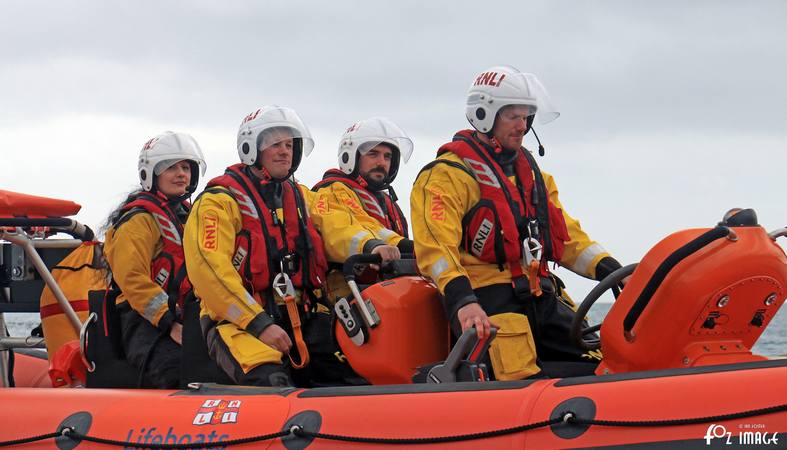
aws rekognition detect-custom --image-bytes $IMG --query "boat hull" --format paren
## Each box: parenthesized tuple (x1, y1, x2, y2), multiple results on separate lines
(2, 359, 786, 449)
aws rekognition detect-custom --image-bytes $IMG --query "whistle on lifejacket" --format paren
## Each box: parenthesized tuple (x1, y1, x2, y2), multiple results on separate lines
(523, 238, 543, 297)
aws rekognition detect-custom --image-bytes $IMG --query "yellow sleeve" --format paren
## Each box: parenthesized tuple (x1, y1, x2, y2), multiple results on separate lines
(104, 213, 172, 330)
(183, 190, 265, 330)
(543, 171, 612, 279)
(299, 185, 381, 262)
(314, 182, 405, 246)
(411, 160, 474, 294)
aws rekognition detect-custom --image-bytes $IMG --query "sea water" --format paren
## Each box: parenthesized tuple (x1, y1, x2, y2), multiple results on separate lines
(3, 304, 786, 356)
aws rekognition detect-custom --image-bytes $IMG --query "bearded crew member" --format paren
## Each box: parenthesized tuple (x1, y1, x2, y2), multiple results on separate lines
(312, 117, 415, 298)
(313, 117, 414, 253)
(183, 106, 401, 387)
(104, 131, 207, 388)
(412, 66, 623, 379)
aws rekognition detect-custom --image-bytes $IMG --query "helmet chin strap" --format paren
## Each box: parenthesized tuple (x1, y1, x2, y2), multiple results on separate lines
(484, 115, 546, 156)
(252, 138, 301, 182)
(168, 190, 192, 205)
(250, 151, 290, 183)
(356, 152, 389, 192)
(481, 130, 504, 154)
(358, 172, 398, 201)
(360, 173, 388, 192)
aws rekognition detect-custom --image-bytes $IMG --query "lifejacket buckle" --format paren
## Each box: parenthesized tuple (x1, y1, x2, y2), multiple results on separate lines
(523, 237, 543, 266)
(272, 272, 297, 299)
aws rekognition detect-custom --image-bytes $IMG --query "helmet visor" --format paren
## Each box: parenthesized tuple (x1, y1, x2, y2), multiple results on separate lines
(355, 118, 414, 163)
(154, 158, 185, 175)
(252, 107, 315, 156)
(490, 73, 560, 125)
(522, 73, 559, 125)
(143, 133, 207, 176)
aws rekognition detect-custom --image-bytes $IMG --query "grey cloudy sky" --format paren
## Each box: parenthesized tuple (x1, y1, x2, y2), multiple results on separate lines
(2, 1, 785, 296)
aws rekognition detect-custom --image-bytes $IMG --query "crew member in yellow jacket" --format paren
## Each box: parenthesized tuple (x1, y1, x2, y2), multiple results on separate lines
(412, 66, 623, 379)
(183, 106, 400, 387)
(313, 117, 414, 252)
(312, 117, 415, 299)
(104, 131, 207, 388)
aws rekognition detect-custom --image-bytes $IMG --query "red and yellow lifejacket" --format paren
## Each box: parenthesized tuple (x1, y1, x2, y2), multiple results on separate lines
(206, 164, 328, 299)
(438, 130, 570, 277)
(313, 169, 409, 238)
(116, 192, 192, 314)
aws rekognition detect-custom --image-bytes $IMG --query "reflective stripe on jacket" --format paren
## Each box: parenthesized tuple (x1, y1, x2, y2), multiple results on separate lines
(105, 192, 190, 331)
(412, 131, 612, 300)
(437, 130, 569, 276)
(313, 169, 408, 245)
(184, 164, 381, 336)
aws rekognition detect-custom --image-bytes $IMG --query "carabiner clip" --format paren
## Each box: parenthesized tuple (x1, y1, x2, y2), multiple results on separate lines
(523, 237, 543, 266)
(273, 272, 297, 299)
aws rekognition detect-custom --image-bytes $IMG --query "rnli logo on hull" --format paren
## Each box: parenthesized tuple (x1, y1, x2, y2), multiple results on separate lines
(193, 399, 242, 426)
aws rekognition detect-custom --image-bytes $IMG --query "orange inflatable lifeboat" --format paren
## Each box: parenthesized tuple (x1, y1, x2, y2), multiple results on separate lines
(1, 193, 786, 449)
(598, 224, 786, 375)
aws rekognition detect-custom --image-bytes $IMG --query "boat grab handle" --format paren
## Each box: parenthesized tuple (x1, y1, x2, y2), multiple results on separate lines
(342, 253, 383, 281)
(79, 313, 97, 373)
(0, 217, 95, 241)
(623, 226, 732, 339)
(769, 227, 787, 240)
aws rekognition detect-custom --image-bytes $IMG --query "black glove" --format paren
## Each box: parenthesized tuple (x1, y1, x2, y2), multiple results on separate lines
(594, 256, 623, 281)
(396, 238, 414, 255)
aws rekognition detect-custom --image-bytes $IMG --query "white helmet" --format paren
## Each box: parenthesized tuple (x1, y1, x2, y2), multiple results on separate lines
(236, 106, 315, 175)
(137, 131, 207, 192)
(338, 117, 413, 183)
(465, 65, 560, 134)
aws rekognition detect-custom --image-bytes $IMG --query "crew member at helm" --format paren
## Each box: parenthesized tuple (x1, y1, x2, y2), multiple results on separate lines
(104, 131, 207, 388)
(313, 117, 414, 254)
(183, 106, 400, 387)
(412, 66, 623, 379)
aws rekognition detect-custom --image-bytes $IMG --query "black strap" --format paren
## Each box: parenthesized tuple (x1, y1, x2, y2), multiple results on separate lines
(290, 180, 316, 293)
(416, 159, 474, 180)
(519, 148, 555, 261)
(112, 207, 147, 230)
(393, 200, 409, 238)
